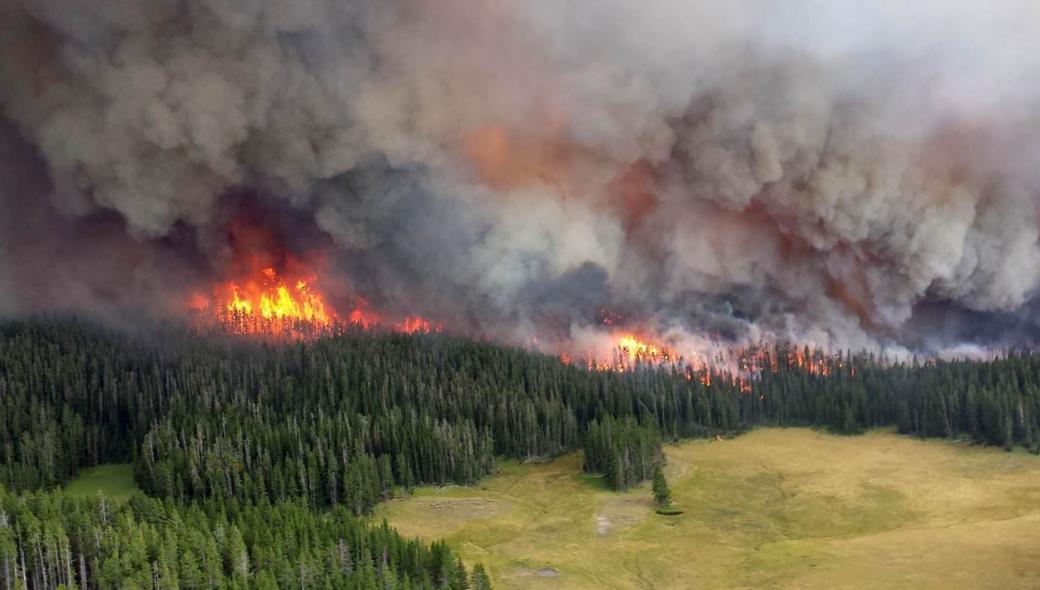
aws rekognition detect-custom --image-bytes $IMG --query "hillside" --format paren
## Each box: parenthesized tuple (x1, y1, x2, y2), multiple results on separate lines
(2, 319, 1040, 587)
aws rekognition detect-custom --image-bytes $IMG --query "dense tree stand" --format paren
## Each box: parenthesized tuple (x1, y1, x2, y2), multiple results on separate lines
(3, 319, 1040, 586)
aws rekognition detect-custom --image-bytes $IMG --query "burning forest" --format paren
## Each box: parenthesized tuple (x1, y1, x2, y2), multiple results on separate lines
(3, 0, 1040, 363)
(7, 4, 1040, 589)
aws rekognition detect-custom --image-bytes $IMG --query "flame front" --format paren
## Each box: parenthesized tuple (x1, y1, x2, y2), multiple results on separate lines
(617, 335, 669, 362)
(191, 266, 446, 338)
(568, 332, 677, 372)
(224, 271, 332, 325)
(190, 268, 831, 390)
(193, 267, 335, 336)
(396, 316, 442, 334)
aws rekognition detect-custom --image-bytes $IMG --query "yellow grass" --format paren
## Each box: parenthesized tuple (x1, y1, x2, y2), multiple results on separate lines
(375, 428, 1040, 589)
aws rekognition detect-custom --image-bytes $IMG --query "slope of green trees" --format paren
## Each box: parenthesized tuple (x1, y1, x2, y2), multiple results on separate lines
(2, 319, 1040, 587)
(0, 320, 502, 589)
(3, 321, 1040, 499)
(0, 319, 741, 506)
(0, 489, 477, 589)
(744, 346, 1040, 451)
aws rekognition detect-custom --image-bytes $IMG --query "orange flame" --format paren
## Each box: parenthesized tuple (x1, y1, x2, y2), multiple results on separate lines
(617, 334, 673, 363)
(205, 267, 334, 335)
(570, 332, 677, 372)
(192, 267, 444, 339)
(395, 316, 443, 334)
(348, 304, 380, 330)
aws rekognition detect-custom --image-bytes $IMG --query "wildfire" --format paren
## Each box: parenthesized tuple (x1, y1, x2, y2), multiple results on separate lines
(348, 304, 380, 330)
(187, 260, 834, 393)
(570, 332, 677, 372)
(791, 348, 832, 376)
(196, 267, 335, 336)
(563, 328, 844, 397)
(396, 316, 442, 334)
(228, 271, 331, 324)
(617, 334, 673, 363)
(344, 306, 442, 334)
(190, 206, 444, 339)
(191, 267, 443, 338)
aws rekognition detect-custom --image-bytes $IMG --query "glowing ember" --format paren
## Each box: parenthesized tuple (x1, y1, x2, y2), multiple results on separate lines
(188, 293, 210, 312)
(396, 316, 442, 334)
(348, 303, 381, 329)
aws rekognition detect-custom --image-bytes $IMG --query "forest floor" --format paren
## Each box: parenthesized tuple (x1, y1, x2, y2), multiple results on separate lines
(64, 464, 139, 500)
(375, 428, 1040, 589)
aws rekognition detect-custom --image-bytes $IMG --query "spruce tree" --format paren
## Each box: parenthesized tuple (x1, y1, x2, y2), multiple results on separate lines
(471, 563, 493, 590)
(652, 466, 671, 507)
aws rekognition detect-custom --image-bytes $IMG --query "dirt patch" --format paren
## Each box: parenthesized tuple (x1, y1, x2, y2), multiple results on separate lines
(537, 567, 559, 577)
(428, 498, 496, 511)
(516, 566, 560, 578)
(595, 495, 652, 536)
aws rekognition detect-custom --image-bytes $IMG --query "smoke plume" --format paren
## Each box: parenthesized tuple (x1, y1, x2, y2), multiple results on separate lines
(3, 0, 1040, 355)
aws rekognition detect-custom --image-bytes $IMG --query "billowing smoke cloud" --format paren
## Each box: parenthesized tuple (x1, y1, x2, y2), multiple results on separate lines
(3, 0, 1040, 354)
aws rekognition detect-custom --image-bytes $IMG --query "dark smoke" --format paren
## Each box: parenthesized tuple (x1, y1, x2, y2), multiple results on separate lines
(3, 0, 1040, 357)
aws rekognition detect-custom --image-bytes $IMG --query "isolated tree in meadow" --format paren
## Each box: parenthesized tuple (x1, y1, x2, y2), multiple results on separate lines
(471, 564, 492, 590)
(652, 466, 671, 507)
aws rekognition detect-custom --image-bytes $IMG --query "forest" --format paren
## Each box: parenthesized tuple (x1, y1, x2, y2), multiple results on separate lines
(0, 490, 487, 589)
(1, 318, 1040, 587)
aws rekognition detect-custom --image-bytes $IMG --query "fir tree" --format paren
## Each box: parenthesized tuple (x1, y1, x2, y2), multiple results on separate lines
(470, 563, 493, 590)
(652, 466, 671, 507)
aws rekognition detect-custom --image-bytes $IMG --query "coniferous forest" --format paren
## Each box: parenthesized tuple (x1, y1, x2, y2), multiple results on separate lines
(2, 318, 1040, 587)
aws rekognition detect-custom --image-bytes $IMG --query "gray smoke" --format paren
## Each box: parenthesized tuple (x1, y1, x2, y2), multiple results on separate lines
(3, 0, 1040, 355)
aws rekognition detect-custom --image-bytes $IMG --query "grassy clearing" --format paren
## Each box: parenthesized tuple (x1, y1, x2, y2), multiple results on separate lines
(375, 429, 1040, 589)
(63, 464, 140, 500)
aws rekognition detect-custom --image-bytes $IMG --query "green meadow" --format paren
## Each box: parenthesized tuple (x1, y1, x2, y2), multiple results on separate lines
(63, 464, 140, 500)
(376, 428, 1040, 589)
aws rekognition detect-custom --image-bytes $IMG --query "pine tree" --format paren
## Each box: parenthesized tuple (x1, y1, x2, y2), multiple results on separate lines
(470, 563, 492, 590)
(652, 466, 671, 507)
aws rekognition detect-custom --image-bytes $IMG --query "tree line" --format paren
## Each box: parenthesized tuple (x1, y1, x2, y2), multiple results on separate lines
(3, 321, 1040, 498)
(0, 319, 741, 505)
(0, 488, 487, 589)
(582, 415, 662, 491)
